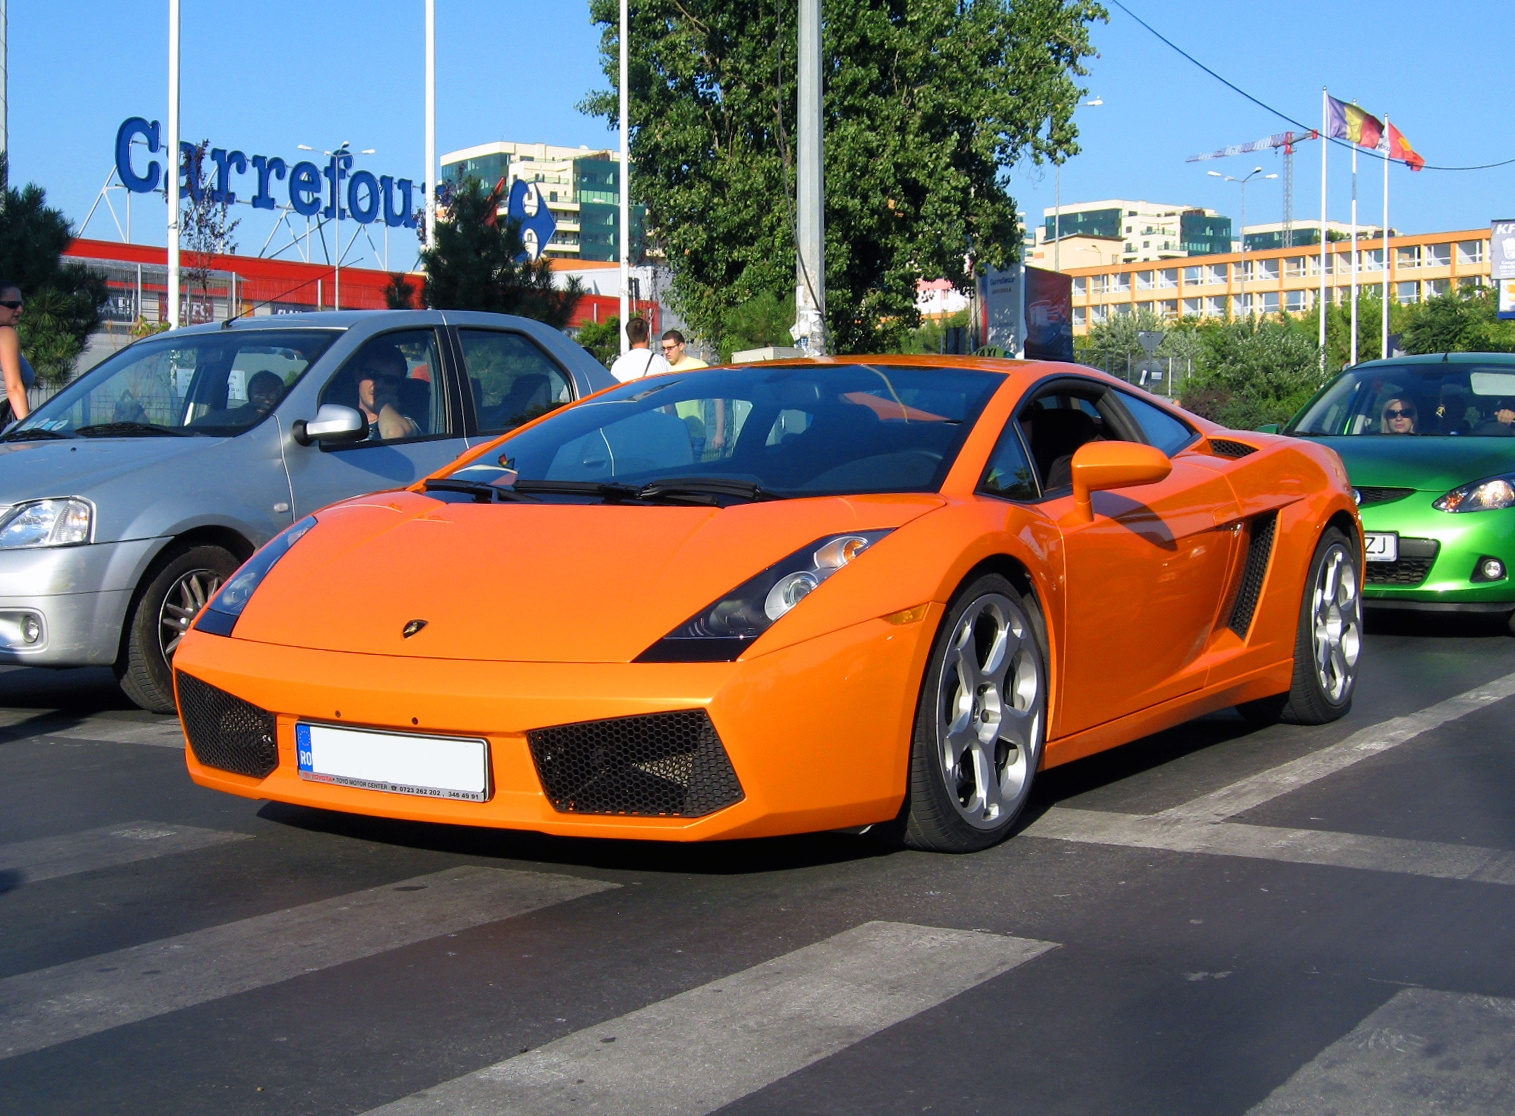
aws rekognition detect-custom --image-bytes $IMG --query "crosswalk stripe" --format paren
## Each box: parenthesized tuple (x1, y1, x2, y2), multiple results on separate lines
(0, 865, 616, 1060)
(1026, 807, 1515, 885)
(0, 822, 250, 884)
(363, 921, 1057, 1116)
(1248, 987, 1515, 1114)
(1160, 669, 1515, 824)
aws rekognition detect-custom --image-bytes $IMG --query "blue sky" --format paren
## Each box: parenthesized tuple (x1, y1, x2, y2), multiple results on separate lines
(8, 0, 1512, 272)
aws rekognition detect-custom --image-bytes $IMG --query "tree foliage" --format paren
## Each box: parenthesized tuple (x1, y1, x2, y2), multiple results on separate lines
(584, 0, 1104, 354)
(575, 315, 621, 367)
(181, 140, 240, 321)
(0, 155, 108, 385)
(419, 178, 583, 328)
(1399, 287, 1515, 355)
(385, 273, 417, 310)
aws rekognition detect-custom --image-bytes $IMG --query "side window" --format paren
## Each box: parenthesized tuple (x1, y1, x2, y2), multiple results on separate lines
(1018, 389, 1115, 492)
(318, 330, 449, 444)
(1114, 391, 1197, 455)
(458, 330, 573, 435)
(979, 421, 1039, 501)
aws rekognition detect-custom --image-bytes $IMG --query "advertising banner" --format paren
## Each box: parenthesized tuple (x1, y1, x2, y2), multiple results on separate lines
(1499, 279, 1515, 321)
(1024, 266, 1074, 362)
(1492, 220, 1515, 281)
(977, 265, 1023, 356)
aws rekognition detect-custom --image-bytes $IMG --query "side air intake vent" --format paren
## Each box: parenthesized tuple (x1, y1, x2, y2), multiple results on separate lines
(527, 709, 744, 818)
(1208, 438, 1258, 459)
(177, 671, 279, 778)
(1228, 511, 1279, 638)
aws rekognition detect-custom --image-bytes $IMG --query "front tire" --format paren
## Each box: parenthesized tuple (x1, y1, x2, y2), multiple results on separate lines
(116, 544, 239, 713)
(900, 574, 1048, 853)
(1237, 526, 1362, 726)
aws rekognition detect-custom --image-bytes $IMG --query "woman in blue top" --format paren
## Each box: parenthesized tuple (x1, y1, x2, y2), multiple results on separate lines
(0, 281, 33, 424)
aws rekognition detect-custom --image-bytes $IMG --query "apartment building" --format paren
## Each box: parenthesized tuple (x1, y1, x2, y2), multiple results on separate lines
(1067, 228, 1489, 334)
(1039, 199, 1233, 263)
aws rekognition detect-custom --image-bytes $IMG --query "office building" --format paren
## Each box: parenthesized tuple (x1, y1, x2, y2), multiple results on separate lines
(1039, 199, 1233, 263)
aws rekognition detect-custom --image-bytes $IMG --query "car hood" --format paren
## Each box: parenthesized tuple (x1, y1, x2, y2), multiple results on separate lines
(1302, 436, 1515, 493)
(231, 490, 946, 662)
(0, 436, 219, 504)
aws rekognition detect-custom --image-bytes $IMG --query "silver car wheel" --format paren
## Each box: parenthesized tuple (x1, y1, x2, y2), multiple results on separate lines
(1311, 543, 1362, 703)
(935, 592, 1045, 830)
(158, 568, 223, 659)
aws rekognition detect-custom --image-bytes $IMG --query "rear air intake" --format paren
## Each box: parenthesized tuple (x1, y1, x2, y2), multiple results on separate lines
(1228, 511, 1279, 638)
(176, 672, 279, 779)
(526, 709, 744, 818)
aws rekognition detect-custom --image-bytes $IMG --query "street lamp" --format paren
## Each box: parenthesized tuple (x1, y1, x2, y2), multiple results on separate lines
(298, 142, 376, 310)
(1053, 97, 1103, 273)
(1208, 166, 1276, 315)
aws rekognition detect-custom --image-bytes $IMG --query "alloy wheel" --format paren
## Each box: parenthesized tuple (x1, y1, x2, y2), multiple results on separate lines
(158, 568, 223, 660)
(1311, 543, 1362, 703)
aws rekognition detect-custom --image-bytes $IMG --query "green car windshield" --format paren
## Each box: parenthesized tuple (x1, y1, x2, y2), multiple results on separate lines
(1289, 363, 1515, 437)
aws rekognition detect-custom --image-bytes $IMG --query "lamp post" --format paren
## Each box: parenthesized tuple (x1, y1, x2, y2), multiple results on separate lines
(167, 0, 180, 328)
(298, 142, 375, 310)
(1053, 97, 1102, 274)
(1208, 166, 1275, 316)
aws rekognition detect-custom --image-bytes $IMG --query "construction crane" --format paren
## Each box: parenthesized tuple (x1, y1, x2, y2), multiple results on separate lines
(1188, 130, 1318, 246)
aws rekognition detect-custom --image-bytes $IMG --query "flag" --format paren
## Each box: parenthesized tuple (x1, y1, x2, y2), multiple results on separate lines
(1327, 95, 1384, 150)
(1387, 122, 1424, 171)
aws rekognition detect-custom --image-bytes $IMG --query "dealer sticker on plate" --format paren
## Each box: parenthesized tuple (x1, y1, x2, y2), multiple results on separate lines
(1364, 532, 1398, 563)
(296, 723, 489, 801)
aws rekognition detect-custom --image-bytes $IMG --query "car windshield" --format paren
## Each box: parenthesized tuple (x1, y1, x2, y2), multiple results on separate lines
(446, 363, 1002, 499)
(6, 329, 338, 439)
(1289, 363, 1515, 437)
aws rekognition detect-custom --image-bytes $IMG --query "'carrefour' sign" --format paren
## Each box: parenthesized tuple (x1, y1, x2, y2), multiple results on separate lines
(115, 117, 420, 228)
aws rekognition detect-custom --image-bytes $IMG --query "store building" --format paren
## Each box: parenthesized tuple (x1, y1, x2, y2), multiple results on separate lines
(1038, 199, 1233, 263)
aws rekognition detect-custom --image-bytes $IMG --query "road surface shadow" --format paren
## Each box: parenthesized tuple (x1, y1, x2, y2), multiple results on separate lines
(0, 665, 135, 713)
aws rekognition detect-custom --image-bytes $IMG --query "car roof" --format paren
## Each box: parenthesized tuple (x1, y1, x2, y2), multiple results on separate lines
(1346, 352, 1515, 371)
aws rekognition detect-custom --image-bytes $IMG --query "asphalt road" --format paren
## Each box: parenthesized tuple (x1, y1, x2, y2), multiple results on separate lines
(3, 613, 1515, 1115)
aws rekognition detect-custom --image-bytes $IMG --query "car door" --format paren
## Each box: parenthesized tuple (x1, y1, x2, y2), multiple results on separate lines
(452, 327, 577, 442)
(1023, 379, 1241, 738)
(283, 326, 467, 517)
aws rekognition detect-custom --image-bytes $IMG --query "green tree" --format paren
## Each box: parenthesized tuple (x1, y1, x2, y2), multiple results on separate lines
(420, 177, 583, 327)
(902, 308, 970, 355)
(1399, 287, 1515, 355)
(1180, 316, 1324, 429)
(181, 140, 240, 323)
(583, 0, 1104, 354)
(575, 315, 621, 367)
(719, 291, 795, 362)
(0, 155, 108, 385)
(384, 273, 417, 310)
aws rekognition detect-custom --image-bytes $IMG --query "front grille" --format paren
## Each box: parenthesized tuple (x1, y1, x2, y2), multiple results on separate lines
(1356, 486, 1416, 506)
(1228, 511, 1278, 637)
(1365, 536, 1440, 587)
(1207, 438, 1257, 459)
(526, 709, 744, 817)
(177, 672, 279, 778)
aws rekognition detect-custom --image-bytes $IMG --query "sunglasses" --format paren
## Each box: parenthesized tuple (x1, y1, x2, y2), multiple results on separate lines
(660, 342, 679, 351)
(1385, 408, 1414, 418)
(0, 300, 22, 311)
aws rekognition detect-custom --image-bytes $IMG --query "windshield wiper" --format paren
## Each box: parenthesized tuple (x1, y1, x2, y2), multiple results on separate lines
(634, 477, 783, 504)
(510, 479, 643, 502)
(422, 478, 538, 503)
(0, 427, 74, 441)
(75, 422, 190, 438)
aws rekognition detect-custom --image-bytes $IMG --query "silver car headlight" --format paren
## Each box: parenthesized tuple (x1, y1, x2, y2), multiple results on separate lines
(0, 499, 93, 548)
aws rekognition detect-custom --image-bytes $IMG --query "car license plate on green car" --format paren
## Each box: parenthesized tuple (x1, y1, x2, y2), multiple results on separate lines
(1364, 532, 1398, 563)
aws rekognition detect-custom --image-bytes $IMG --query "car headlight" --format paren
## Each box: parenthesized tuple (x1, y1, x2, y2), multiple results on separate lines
(636, 530, 892, 663)
(1433, 475, 1515, 513)
(0, 498, 93, 548)
(195, 516, 318, 637)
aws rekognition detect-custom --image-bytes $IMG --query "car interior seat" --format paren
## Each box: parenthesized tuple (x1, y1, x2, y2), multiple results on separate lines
(491, 373, 552, 429)
(397, 377, 433, 433)
(1029, 407, 1100, 490)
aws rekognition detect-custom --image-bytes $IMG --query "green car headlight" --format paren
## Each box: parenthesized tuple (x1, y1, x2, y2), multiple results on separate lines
(1433, 475, 1515, 513)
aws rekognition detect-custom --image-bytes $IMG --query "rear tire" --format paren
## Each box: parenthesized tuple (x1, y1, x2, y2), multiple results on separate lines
(898, 574, 1048, 853)
(116, 544, 239, 714)
(1236, 526, 1362, 726)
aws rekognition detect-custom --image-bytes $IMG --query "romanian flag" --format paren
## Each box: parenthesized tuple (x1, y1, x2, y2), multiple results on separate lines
(1387, 122, 1425, 171)
(1327, 95, 1384, 150)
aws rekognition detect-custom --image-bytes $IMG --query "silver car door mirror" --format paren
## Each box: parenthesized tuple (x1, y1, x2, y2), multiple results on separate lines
(292, 404, 369, 446)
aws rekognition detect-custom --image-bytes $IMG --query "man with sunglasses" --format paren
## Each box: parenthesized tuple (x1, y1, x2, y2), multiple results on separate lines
(354, 343, 420, 441)
(0, 282, 34, 425)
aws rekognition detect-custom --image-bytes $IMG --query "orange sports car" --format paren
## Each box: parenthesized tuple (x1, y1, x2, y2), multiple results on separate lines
(175, 357, 1363, 852)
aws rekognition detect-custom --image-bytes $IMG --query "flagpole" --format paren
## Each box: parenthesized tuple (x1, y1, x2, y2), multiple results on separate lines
(167, 0, 180, 330)
(1318, 88, 1328, 371)
(618, 0, 630, 355)
(1350, 136, 1359, 366)
(424, 0, 436, 253)
(1382, 119, 1391, 359)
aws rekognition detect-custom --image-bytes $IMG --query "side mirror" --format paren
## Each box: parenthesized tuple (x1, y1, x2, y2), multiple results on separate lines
(1255, 422, 1281, 434)
(1071, 441, 1172, 522)
(292, 404, 368, 447)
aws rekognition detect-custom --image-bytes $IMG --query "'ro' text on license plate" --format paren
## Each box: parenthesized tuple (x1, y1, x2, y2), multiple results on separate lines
(1364, 532, 1398, 563)
(296, 723, 488, 801)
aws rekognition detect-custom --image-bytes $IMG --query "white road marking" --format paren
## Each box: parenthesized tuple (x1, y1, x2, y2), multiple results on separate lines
(364, 921, 1057, 1116)
(1248, 988, 1515, 1114)
(0, 822, 250, 884)
(0, 866, 616, 1060)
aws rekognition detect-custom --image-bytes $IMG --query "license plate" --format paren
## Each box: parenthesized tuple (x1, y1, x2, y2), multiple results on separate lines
(1364, 532, 1399, 563)
(296, 723, 489, 802)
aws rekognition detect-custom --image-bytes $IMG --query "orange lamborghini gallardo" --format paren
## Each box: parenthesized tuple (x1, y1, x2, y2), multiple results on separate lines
(175, 358, 1363, 852)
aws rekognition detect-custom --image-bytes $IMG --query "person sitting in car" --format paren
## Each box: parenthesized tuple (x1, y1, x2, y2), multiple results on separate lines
(354, 344, 420, 440)
(1474, 398, 1515, 436)
(1380, 396, 1417, 434)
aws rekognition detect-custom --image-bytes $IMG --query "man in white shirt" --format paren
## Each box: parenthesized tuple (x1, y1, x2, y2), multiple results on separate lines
(609, 316, 671, 382)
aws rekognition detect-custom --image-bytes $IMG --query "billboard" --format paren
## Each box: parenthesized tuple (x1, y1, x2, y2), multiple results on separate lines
(1492, 220, 1515, 281)
(1023, 266, 1073, 362)
(977, 266, 1023, 355)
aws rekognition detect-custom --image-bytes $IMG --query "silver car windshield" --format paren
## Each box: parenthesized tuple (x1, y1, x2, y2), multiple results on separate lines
(1290, 363, 1515, 437)
(7, 329, 338, 439)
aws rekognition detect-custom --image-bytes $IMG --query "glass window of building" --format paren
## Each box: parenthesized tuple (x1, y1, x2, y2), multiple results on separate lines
(1457, 240, 1484, 265)
(1072, 306, 1087, 327)
(1424, 243, 1451, 267)
(1136, 271, 1154, 290)
(1397, 245, 1420, 268)
(1204, 296, 1225, 317)
(1113, 303, 1132, 317)
(1157, 269, 1178, 289)
(1427, 278, 1451, 297)
(1285, 290, 1308, 313)
(1159, 299, 1178, 318)
(1396, 281, 1420, 304)
(1259, 291, 1280, 314)
(1205, 264, 1227, 285)
(1255, 258, 1279, 281)
(1182, 297, 1201, 316)
(1362, 248, 1383, 272)
(1110, 273, 1131, 293)
(1183, 266, 1201, 285)
(1137, 300, 1154, 314)
(1072, 276, 1087, 296)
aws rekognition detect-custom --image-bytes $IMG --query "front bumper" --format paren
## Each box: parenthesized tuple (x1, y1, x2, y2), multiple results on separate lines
(172, 611, 937, 842)
(0, 538, 161, 665)
(1359, 497, 1515, 607)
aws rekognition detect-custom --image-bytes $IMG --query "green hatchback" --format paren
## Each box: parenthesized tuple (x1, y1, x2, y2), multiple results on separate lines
(1282, 353, 1515, 627)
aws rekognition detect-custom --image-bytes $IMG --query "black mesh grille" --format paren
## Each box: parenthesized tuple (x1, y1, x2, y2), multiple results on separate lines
(1228, 511, 1279, 637)
(1208, 438, 1257, 459)
(1365, 537, 1440, 586)
(1356, 485, 1416, 506)
(526, 709, 743, 817)
(176, 672, 279, 779)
